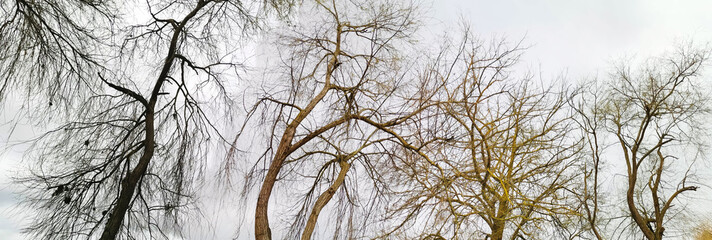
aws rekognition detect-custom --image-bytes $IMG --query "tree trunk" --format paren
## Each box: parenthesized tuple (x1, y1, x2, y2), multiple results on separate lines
(254, 24, 342, 240)
(254, 150, 289, 240)
(490, 200, 509, 240)
(98, 3, 208, 238)
(301, 159, 350, 240)
(626, 170, 656, 240)
(99, 111, 155, 240)
(491, 220, 505, 240)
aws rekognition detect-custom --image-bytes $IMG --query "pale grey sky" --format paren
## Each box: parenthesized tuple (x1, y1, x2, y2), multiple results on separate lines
(431, 0, 712, 77)
(2, 1, 712, 239)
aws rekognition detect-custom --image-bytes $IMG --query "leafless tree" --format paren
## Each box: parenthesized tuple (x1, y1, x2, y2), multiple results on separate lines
(576, 47, 710, 239)
(0, 0, 115, 111)
(225, 1, 450, 239)
(380, 32, 586, 240)
(570, 81, 607, 240)
(8, 1, 712, 240)
(5, 0, 294, 239)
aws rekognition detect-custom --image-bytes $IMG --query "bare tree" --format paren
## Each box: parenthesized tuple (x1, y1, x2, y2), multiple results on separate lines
(6, 0, 294, 239)
(570, 81, 607, 240)
(381, 32, 585, 240)
(226, 1, 445, 239)
(8, 1, 711, 239)
(578, 47, 710, 239)
(0, 0, 114, 110)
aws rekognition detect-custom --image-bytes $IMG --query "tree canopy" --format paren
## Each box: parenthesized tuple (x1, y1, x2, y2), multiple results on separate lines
(1, 0, 711, 239)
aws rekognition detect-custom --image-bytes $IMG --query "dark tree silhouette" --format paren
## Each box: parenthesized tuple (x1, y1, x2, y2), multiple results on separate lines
(0, 0, 114, 108)
(3, 0, 294, 239)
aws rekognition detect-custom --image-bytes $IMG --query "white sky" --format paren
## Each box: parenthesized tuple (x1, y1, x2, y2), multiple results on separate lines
(3, 1, 712, 239)
(430, 0, 712, 78)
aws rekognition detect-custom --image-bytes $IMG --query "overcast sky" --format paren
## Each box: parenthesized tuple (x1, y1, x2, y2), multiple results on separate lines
(3, 1, 712, 239)
(430, 0, 712, 78)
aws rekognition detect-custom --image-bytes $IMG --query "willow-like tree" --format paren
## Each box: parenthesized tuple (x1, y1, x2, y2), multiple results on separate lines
(2, 0, 293, 239)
